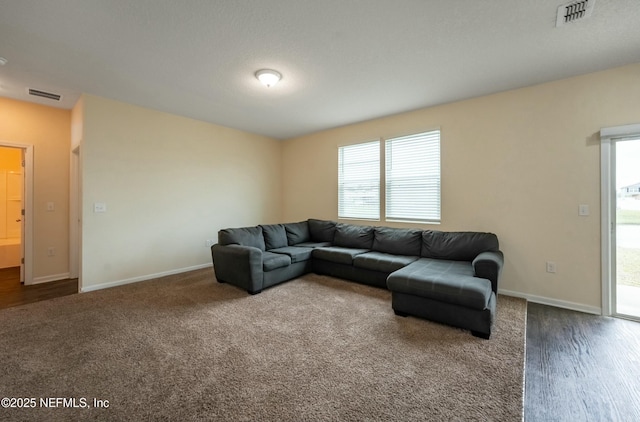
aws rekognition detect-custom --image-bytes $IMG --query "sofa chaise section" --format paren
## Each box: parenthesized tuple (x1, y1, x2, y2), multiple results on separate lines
(386, 231, 503, 338)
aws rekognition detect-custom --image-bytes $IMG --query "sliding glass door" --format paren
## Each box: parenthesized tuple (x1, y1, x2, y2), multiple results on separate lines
(615, 138, 640, 319)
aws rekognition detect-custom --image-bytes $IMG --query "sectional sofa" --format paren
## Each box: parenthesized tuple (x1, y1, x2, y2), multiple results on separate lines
(211, 219, 503, 338)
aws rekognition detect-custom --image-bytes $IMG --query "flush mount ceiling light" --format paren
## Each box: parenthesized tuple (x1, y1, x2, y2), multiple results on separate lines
(0, 57, 8, 66)
(255, 69, 281, 88)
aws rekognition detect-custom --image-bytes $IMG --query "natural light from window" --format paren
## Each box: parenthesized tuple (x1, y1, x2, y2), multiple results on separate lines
(338, 140, 380, 220)
(385, 130, 440, 223)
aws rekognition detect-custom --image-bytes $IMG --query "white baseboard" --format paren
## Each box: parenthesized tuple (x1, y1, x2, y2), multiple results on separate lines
(78, 266, 603, 316)
(499, 288, 602, 315)
(80, 263, 213, 293)
(31, 273, 71, 285)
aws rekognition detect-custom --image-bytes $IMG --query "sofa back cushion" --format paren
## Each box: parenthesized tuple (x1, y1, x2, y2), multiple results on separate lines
(260, 224, 289, 250)
(421, 230, 499, 261)
(372, 227, 422, 256)
(218, 226, 266, 251)
(308, 219, 337, 243)
(284, 221, 311, 245)
(333, 223, 374, 249)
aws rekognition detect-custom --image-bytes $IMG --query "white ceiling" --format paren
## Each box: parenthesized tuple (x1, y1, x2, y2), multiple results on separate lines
(1, 0, 639, 140)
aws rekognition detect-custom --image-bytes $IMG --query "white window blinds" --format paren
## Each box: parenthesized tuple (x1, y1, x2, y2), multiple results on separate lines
(338, 140, 380, 220)
(385, 130, 440, 222)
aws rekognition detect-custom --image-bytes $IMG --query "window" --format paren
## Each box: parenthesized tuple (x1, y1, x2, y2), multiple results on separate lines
(337, 130, 441, 223)
(338, 140, 380, 220)
(385, 130, 441, 222)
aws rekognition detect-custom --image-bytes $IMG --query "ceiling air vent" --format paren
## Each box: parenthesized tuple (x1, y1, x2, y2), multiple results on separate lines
(556, 0, 595, 27)
(27, 88, 62, 101)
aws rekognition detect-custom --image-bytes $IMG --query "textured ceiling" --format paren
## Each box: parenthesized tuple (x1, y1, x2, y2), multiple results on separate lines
(1, 0, 639, 140)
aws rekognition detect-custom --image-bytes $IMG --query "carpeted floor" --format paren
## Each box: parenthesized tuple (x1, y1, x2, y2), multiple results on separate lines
(0, 268, 526, 421)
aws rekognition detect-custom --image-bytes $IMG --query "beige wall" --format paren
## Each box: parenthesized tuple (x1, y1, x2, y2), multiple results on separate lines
(78, 95, 282, 290)
(0, 147, 22, 171)
(282, 63, 640, 312)
(0, 97, 71, 280)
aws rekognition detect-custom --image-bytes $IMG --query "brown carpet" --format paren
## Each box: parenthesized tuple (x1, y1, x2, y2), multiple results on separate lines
(0, 268, 526, 421)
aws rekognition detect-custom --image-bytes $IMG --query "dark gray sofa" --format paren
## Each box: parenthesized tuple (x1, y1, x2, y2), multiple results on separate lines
(211, 219, 503, 338)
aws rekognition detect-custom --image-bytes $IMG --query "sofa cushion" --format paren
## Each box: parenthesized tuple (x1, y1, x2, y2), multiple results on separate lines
(312, 246, 370, 265)
(308, 219, 337, 243)
(284, 221, 311, 245)
(262, 251, 292, 271)
(218, 226, 266, 251)
(387, 258, 492, 310)
(372, 227, 422, 256)
(421, 231, 499, 261)
(353, 252, 419, 273)
(269, 246, 313, 263)
(333, 224, 374, 249)
(260, 224, 288, 250)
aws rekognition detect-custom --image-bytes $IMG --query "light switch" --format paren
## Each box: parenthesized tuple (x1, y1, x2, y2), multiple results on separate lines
(579, 204, 589, 216)
(46, 202, 55, 211)
(94, 202, 107, 213)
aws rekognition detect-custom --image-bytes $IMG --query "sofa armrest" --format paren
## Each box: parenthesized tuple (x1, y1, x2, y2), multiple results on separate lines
(211, 244, 264, 294)
(472, 251, 504, 293)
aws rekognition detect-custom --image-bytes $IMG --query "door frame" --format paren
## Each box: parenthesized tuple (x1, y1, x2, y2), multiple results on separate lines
(600, 123, 640, 317)
(0, 140, 34, 285)
(70, 146, 80, 281)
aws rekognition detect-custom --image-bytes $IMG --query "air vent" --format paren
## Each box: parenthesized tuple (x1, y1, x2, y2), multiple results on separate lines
(556, 0, 595, 27)
(27, 88, 62, 101)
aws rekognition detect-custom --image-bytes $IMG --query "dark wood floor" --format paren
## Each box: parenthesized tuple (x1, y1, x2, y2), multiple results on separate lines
(525, 302, 640, 421)
(1, 272, 639, 420)
(0, 266, 78, 309)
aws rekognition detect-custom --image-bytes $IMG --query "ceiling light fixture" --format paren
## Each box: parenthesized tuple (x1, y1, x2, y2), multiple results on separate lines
(255, 69, 281, 88)
(0, 57, 8, 66)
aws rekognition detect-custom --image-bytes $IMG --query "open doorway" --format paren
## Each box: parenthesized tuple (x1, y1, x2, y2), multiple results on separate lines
(0, 146, 24, 281)
(0, 141, 33, 285)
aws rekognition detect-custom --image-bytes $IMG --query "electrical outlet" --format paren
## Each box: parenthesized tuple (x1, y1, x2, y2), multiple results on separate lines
(47, 247, 55, 257)
(546, 261, 556, 273)
(205, 239, 215, 248)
